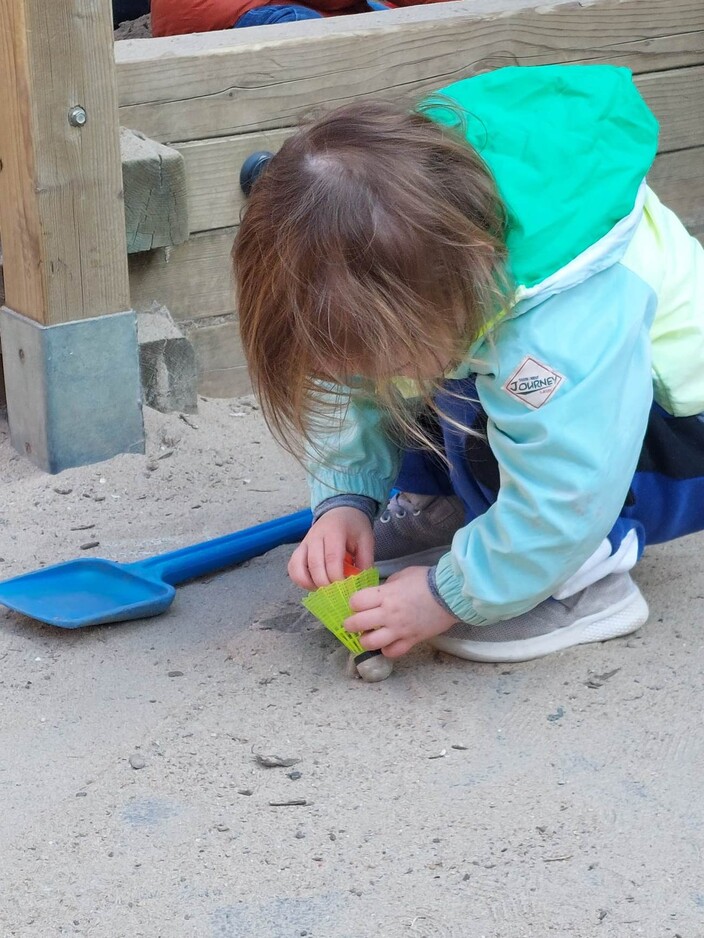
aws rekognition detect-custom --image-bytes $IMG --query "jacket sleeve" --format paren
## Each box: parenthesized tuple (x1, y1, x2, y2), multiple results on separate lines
(434, 263, 657, 624)
(306, 386, 402, 512)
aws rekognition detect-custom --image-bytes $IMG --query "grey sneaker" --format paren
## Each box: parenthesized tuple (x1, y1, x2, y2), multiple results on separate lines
(374, 492, 465, 577)
(430, 573, 649, 663)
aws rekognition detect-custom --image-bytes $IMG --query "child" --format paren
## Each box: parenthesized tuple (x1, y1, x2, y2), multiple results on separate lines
(233, 64, 704, 663)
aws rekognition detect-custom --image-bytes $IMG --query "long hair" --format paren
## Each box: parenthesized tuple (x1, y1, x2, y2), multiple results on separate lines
(232, 98, 509, 465)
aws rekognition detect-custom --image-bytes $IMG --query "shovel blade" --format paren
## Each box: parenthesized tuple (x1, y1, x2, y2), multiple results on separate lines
(0, 558, 174, 628)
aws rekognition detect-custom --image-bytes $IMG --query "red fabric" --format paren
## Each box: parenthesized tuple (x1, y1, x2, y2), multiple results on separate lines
(151, 0, 445, 35)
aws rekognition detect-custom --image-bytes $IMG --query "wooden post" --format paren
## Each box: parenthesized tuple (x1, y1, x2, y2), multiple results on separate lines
(0, 0, 144, 471)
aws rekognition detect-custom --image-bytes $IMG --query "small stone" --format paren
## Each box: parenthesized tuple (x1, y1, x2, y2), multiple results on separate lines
(451, 744, 468, 751)
(167, 670, 184, 678)
(129, 754, 146, 770)
(79, 541, 100, 551)
(75, 791, 88, 798)
(295, 831, 306, 839)
(329, 832, 337, 842)
(256, 753, 300, 769)
(215, 823, 230, 832)
(238, 789, 253, 796)
(53, 486, 73, 495)
(287, 770, 302, 780)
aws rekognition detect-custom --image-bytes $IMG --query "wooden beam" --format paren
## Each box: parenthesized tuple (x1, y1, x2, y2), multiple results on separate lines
(174, 66, 704, 233)
(115, 0, 704, 144)
(121, 128, 190, 253)
(0, 0, 130, 325)
(174, 129, 292, 234)
(0, 0, 144, 472)
(130, 227, 238, 323)
(650, 148, 704, 241)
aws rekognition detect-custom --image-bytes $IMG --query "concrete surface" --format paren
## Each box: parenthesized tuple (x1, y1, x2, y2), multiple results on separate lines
(0, 398, 702, 937)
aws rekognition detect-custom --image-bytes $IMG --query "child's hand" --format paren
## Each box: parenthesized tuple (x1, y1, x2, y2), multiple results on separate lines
(345, 566, 457, 658)
(288, 507, 374, 590)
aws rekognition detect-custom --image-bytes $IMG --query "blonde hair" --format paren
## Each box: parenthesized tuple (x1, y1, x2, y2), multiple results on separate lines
(233, 98, 509, 464)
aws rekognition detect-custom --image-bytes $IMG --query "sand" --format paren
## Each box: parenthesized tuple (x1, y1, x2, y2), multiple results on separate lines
(0, 395, 702, 937)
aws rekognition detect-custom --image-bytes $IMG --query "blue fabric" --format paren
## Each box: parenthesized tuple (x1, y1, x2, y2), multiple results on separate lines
(235, 4, 323, 26)
(396, 384, 704, 561)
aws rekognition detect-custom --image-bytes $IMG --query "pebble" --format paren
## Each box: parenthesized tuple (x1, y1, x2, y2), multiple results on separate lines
(53, 486, 73, 495)
(287, 770, 302, 780)
(295, 831, 306, 839)
(129, 754, 146, 770)
(238, 789, 253, 796)
(256, 753, 300, 768)
(167, 670, 184, 678)
(79, 541, 100, 551)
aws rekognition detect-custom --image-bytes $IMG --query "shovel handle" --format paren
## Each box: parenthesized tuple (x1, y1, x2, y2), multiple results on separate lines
(134, 509, 312, 585)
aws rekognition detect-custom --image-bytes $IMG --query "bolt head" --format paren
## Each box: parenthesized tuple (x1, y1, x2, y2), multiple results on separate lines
(68, 106, 87, 127)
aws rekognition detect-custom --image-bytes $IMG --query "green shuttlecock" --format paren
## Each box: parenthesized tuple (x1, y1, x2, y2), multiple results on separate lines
(302, 569, 394, 682)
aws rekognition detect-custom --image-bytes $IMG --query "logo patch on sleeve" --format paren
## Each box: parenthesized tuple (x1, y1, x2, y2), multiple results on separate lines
(503, 356, 564, 409)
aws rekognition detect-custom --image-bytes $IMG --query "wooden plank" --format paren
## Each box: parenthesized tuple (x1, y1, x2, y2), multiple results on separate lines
(0, 0, 129, 324)
(175, 129, 292, 234)
(185, 318, 251, 397)
(637, 67, 704, 153)
(176, 66, 704, 233)
(129, 227, 237, 323)
(115, 0, 704, 144)
(650, 147, 704, 241)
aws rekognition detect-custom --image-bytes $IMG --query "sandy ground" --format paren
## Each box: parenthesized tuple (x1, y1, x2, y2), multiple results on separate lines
(0, 395, 702, 938)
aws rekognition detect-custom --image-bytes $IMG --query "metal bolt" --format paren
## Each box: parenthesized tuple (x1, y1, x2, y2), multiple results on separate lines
(68, 106, 87, 127)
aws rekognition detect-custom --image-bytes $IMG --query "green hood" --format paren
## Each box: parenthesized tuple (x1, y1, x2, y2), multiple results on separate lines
(426, 65, 659, 288)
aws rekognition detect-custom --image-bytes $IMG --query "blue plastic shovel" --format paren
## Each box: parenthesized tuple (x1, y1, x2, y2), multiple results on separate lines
(0, 509, 312, 628)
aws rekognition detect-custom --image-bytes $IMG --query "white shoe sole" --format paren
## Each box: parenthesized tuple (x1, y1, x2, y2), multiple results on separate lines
(376, 545, 450, 578)
(429, 587, 649, 663)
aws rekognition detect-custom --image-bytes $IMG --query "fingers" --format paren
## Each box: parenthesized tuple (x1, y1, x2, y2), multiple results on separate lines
(378, 638, 412, 659)
(287, 543, 315, 591)
(344, 605, 386, 635)
(353, 527, 376, 572)
(348, 586, 383, 613)
(357, 628, 411, 658)
(307, 532, 346, 588)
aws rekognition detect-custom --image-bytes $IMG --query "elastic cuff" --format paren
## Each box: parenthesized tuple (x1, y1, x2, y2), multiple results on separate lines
(313, 494, 379, 525)
(434, 553, 489, 625)
(426, 567, 457, 618)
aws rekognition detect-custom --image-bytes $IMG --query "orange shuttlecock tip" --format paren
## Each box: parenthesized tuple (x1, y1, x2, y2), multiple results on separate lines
(343, 552, 362, 578)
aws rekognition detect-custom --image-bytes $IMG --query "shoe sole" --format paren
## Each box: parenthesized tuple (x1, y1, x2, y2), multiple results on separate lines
(376, 546, 450, 578)
(429, 587, 649, 663)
